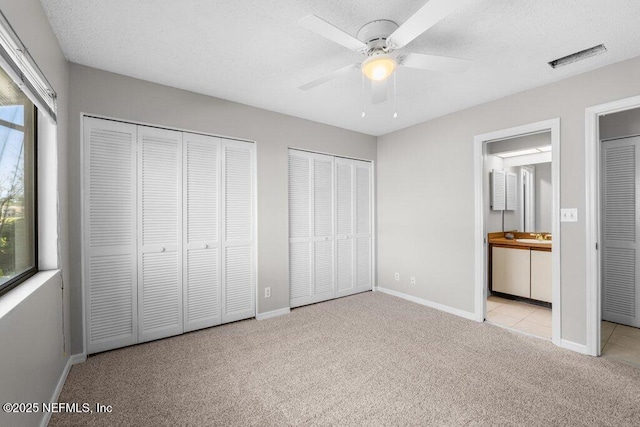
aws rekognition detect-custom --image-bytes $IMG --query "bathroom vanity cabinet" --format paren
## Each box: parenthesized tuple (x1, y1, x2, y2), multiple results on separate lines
(530, 250, 552, 302)
(491, 246, 531, 298)
(488, 233, 552, 304)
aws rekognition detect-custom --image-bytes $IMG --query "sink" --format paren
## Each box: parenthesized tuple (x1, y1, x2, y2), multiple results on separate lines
(516, 239, 551, 244)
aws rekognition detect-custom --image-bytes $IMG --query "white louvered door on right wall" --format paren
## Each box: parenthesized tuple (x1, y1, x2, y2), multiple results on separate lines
(601, 136, 640, 328)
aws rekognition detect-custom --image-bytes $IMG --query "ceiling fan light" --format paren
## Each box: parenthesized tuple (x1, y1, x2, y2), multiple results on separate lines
(362, 54, 397, 81)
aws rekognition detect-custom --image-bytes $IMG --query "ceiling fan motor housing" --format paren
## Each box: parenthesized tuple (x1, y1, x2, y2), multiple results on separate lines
(357, 20, 399, 54)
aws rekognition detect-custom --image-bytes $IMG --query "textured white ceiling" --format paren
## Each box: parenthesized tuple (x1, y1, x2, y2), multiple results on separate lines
(40, 0, 640, 136)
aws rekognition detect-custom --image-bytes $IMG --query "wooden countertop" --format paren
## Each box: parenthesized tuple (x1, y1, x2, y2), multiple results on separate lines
(488, 232, 552, 251)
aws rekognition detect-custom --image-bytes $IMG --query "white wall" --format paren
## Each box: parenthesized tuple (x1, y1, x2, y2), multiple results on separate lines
(600, 107, 640, 140)
(535, 162, 552, 232)
(0, 273, 65, 427)
(0, 0, 70, 423)
(67, 64, 377, 354)
(377, 55, 640, 345)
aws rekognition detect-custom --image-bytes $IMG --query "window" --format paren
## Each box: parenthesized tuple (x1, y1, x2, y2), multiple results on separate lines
(0, 65, 36, 295)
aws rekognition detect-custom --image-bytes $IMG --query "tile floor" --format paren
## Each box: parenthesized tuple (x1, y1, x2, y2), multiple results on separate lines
(486, 295, 551, 340)
(601, 320, 640, 367)
(486, 297, 640, 367)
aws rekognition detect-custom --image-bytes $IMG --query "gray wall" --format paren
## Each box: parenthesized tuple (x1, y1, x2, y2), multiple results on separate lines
(600, 107, 640, 140)
(535, 163, 552, 232)
(0, 0, 70, 425)
(67, 64, 377, 354)
(377, 55, 640, 346)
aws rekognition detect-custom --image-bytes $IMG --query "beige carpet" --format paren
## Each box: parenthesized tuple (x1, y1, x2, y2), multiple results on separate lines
(52, 292, 640, 426)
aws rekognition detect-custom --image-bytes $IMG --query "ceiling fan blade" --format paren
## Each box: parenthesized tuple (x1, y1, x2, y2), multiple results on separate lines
(371, 79, 388, 104)
(386, 0, 468, 49)
(399, 52, 471, 73)
(298, 64, 360, 90)
(298, 15, 368, 53)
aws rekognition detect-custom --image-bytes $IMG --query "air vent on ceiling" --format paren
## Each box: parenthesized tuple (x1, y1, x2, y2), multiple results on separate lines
(548, 44, 607, 69)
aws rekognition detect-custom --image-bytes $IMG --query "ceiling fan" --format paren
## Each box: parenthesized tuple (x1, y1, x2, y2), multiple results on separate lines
(298, 0, 472, 104)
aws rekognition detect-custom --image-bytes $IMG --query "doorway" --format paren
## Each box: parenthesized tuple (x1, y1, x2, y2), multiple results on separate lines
(586, 95, 640, 357)
(586, 99, 640, 363)
(474, 119, 561, 346)
(484, 133, 553, 339)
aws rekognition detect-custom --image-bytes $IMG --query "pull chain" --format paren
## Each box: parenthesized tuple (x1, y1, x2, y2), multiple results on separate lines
(393, 72, 398, 118)
(361, 72, 366, 118)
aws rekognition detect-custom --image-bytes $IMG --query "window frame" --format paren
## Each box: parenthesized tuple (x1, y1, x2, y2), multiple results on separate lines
(0, 104, 38, 296)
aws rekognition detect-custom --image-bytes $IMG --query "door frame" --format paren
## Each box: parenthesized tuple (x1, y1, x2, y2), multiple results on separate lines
(585, 94, 640, 356)
(473, 118, 561, 347)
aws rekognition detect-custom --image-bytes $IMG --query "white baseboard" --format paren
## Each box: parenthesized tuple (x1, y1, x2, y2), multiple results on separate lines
(70, 353, 86, 364)
(40, 355, 72, 427)
(561, 339, 590, 355)
(256, 307, 290, 320)
(377, 286, 477, 322)
(40, 353, 86, 427)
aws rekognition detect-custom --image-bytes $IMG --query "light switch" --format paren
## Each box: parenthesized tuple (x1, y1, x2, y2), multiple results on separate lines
(560, 208, 578, 222)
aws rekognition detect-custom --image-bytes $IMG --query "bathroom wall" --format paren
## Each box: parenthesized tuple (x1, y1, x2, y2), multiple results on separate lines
(535, 163, 552, 232)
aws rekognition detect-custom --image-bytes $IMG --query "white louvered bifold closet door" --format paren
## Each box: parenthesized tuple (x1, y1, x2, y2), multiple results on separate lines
(183, 133, 221, 332)
(313, 154, 335, 300)
(84, 118, 138, 354)
(289, 150, 371, 308)
(354, 160, 372, 291)
(84, 117, 256, 354)
(288, 151, 313, 306)
(601, 136, 640, 328)
(138, 126, 184, 343)
(335, 158, 355, 297)
(222, 140, 256, 323)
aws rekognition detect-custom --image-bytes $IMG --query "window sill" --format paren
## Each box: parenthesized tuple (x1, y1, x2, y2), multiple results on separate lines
(0, 270, 61, 319)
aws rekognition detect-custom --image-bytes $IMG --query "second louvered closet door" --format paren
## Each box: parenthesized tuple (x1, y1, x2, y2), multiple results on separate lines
(313, 154, 335, 300)
(354, 160, 372, 292)
(222, 141, 256, 323)
(335, 157, 355, 297)
(138, 126, 183, 343)
(183, 133, 221, 332)
(288, 150, 372, 308)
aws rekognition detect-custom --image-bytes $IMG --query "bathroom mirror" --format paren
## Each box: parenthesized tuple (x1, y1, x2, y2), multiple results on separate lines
(484, 132, 552, 233)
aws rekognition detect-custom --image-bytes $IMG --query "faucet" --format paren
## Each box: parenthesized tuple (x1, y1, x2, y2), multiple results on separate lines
(530, 233, 544, 240)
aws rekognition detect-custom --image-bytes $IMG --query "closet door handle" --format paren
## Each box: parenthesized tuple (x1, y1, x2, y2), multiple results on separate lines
(160, 247, 166, 253)
(203, 244, 209, 249)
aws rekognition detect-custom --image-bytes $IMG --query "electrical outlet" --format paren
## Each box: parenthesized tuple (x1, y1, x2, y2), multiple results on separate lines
(265, 287, 271, 298)
(395, 272, 400, 281)
(410, 276, 416, 285)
